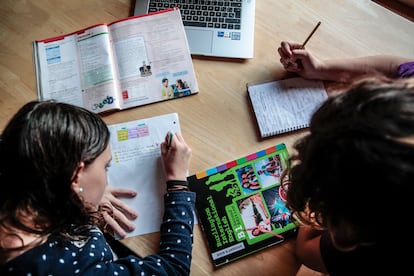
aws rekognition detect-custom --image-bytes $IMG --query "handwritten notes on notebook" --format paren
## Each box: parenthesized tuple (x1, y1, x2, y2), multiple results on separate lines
(247, 77, 328, 138)
(106, 113, 181, 238)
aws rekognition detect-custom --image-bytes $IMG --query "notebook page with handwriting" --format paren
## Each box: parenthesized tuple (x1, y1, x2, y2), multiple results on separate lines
(248, 77, 328, 138)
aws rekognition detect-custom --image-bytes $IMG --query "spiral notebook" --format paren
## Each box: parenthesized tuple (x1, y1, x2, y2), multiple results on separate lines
(247, 77, 328, 138)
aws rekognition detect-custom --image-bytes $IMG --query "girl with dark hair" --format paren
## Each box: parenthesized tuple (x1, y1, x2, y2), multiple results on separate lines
(283, 79, 414, 275)
(0, 100, 195, 275)
(278, 41, 413, 275)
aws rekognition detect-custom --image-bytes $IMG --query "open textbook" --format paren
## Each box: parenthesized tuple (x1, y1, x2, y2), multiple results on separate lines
(33, 8, 198, 114)
(106, 113, 182, 238)
(188, 143, 298, 266)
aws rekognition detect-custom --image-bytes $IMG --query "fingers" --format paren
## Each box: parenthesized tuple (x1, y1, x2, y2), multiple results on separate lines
(278, 41, 302, 58)
(160, 139, 168, 155)
(162, 131, 186, 150)
(173, 132, 187, 147)
(174, 131, 183, 141)
(112, 205, 136, 232)
(279, 41, 293, 57)
(100, 186, 138, 237)
(102, 212, 126, 239)
(278, 41, 300, 71)
(110, 196, 138, 220)
(168, 131, 184, 144)
(110, 187, 137, 198)
(161, 131, 174, 154)
(160, 131, 191, 181)
(166, 131, 173, 147)
(278, 42, 291, 68)
(102, 203, 137, 238)
(278, 41, 310, 73)
(105, 187, 137, 219)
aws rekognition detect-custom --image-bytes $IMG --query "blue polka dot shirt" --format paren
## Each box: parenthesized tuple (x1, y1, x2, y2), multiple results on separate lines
(1, 191, 195, 276)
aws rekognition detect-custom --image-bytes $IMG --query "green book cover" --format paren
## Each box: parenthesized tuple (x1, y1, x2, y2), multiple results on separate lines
(188, 143, 298, 267)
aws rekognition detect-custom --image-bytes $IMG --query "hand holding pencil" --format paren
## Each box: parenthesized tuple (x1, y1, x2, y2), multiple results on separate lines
(277, 22, 324, 79)
(166, 131, 174, 149)
(161, 131, 192, 182)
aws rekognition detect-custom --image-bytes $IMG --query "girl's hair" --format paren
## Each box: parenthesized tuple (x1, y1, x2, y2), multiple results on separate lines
(286, 78, 414, 249)
(0, 101, 110, 247)
(177, 79, 185, 88)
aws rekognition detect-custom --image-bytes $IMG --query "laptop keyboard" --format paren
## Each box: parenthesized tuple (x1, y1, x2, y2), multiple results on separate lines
(148, 0, 242, 30)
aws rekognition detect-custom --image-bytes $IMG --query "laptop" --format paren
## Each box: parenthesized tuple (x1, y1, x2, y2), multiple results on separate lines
(134, 0, 256, 59)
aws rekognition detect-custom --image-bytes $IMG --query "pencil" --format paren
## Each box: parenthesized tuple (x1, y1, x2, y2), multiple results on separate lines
(301, 21, 321, 49)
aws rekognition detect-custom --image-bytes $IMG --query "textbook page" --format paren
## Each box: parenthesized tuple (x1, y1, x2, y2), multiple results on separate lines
(248, 77, 327, 138)
(34, 24, 121, 113)
(34, 8, 199, 114)
(106, 113, 181, 238)
(108, 8, 199, 109)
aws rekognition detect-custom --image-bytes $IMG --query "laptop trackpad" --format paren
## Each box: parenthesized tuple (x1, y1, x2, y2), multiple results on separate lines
(186, 29, 213, 54)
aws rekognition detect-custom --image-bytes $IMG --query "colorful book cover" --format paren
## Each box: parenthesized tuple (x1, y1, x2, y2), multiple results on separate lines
(188, 143, 298, 267)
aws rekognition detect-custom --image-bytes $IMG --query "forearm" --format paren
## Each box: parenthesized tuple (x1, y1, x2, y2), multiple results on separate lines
(158, 191, 196, 275)
(318, 55, 412, 82)
(119, 191, 195, 275)
(295, 225, 328, 273)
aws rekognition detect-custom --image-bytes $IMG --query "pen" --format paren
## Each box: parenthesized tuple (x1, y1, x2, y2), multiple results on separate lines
(167, 131, 174, 149)
(301, 21, 321, 49)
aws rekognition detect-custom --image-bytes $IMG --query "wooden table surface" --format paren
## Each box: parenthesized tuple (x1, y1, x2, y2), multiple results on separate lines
(1, 0, 413, 275)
